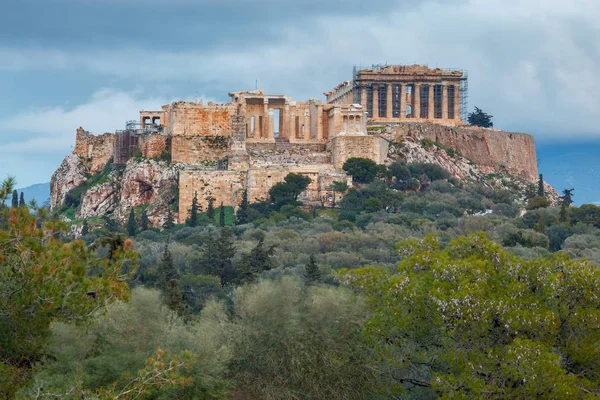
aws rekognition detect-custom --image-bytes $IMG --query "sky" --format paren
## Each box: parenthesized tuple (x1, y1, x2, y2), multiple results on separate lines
(1, 0, 599, 202)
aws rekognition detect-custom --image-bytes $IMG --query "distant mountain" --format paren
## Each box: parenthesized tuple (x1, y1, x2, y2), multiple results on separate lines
(4, 182, 51, 206)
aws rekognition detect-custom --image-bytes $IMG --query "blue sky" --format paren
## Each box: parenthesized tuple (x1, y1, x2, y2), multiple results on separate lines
(1, 0, 599, 202)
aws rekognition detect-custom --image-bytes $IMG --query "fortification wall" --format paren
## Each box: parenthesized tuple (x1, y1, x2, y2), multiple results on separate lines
(167, 102, 236, 137)
(330, 135, 389, 170)
(139, 134, 168, 159)
(171, 136, 228, 164)
(386, 123, 538, 182)
(74, 127, 115, 173)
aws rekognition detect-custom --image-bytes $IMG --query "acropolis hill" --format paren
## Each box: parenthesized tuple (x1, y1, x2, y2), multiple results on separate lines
(50, 64, 539, 227)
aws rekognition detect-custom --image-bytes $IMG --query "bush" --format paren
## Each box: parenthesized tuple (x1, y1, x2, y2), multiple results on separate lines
(342, 158, 385, 183)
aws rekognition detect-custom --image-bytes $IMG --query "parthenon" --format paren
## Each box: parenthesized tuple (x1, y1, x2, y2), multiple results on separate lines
(325, 64, 468, 126)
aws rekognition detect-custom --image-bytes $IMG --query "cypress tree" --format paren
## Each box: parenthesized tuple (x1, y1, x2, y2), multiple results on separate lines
(215, 228, 236, 286)
(81, 220, 89, 236)
(559, 202, 570, 225)
(127, 208, 137, 237)
(237, 237, 276, 283)
(164, 208, 175, 229)
(157, 241, 178, 291)
(164, 279, 185, 316)
(303, 254, 321, 285)
(11, 190, 18, 208)
(236, 190, 249, 225)
(186, 191, 200, 227)
(207, 196, 215, 220)
(219, 202, 226, 227)
(537, 174, 545, 197)
(140, 209, 149, 231)
(18, 192, 25, 208)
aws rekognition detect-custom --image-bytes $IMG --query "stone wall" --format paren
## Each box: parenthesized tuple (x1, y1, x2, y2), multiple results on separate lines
(74, 127, 115, 173)
(330, 134, 389, 170)
(386, 123, 538, 182)
(171, 136, 228, 164)
(139, 134, 168, 158)
(165, 101, 236, 137)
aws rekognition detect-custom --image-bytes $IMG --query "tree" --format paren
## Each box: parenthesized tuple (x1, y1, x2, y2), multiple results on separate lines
(219, 202, 226, 227)
(197, 228, 237, 286)
(237, 237, 276, 283)
(140, 209, 149, 231)
(537, 173, 545, 197)
(157, 241, 178, 292)
(467, 106, 493, 128)
(127, 207, 137, 237)
(562, 188, 575, 207)
(206, 196, 215, 220)
(337, 234, 600, 398)
(559, 202, 570, 225)
(11, 189, 18, 208)
(18, 192, 25, 208)
(303, 254, 321, 285)
(0, 178, 135, 397)
(236, 190, 249, 225)
(164, 208, 175, 229)
(186, 191, 200, 227)
(329, 180, 348, 207)
(81, 220, 89, 236)
(342, 157, 384, 183)
(269, 173, 312, 208)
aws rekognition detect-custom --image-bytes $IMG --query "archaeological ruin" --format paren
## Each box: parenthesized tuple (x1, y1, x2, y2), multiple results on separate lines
(69, 64, 538, 224)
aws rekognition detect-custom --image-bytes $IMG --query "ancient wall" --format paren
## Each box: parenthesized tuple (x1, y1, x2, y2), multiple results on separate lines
(387, 122, 538, 182)
(171, 136, 228, 164)
(330, 135, 389, 170)
(74, 127, 115, 173)
(139, 134, 168, 158)
(166, 101, 236, 137)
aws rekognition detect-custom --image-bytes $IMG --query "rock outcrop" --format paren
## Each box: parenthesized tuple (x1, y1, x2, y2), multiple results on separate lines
(50, 154, 86, 210)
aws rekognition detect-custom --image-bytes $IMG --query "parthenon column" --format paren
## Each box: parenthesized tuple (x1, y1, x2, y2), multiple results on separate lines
(454, 85, 461, 120)
(303, 108, 310, 140)
(414, 84, 421, 120)
(360, 86, 367, 111)
(400, 84, 406, 119)
(263, 102, 269, 139)
(387, 83, 393, 119)
(372, 84, 379, 119)
(282, 104, 290, 139)
(428, 85, 435, 120)
(442, 85, 449, 119)
(316, 105, 324, 140)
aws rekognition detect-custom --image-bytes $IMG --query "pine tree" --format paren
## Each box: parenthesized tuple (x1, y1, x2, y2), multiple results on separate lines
(186, 191, 200, 227)
(537, 174, 545, 197)
(207, 196, 215, 220)
(164, 279, 185, 316)
(18, 192, 25, 208)
(219, 202, 226, 227)
(81, 220, 89, 236)
(127, 208, 137, 237)
(157, 241, 178, 291)
(236, 190, 249, 225)
(562, 188, 574, 207)
(164, 208, 175, 229)
(11, 190, 18, 208)
(559, 202, 570, 225)
(303, 254, 321, 285)
(237, 237, 276, 283)
(140, 209, 149, 231)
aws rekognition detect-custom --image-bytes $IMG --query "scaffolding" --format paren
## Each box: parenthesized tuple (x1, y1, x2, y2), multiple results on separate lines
(113, 121, 167, 166)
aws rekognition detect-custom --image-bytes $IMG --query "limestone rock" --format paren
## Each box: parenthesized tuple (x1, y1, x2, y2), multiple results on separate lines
(50, 154, 87, 210)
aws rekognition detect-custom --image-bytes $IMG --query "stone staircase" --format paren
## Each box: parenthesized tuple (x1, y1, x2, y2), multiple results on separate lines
(275, 136, 293, 151)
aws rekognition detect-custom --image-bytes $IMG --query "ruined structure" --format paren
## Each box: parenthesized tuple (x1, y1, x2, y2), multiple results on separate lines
(325, 64, 468, 125)
(56, 64, 539, 227)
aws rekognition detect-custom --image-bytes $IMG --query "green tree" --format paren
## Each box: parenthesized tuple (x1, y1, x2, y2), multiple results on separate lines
(219, 202, 226, 227)
(303, 254, 321, 285)
(157, 241, 178, 292)
(127, 207, 137, 237)
(164, 207, 175, 229)
(186, 191, 200, 227)
(206, 196, 215, 220)
(269, 173, 312, 208)
(81, 220, 89, 236)
(342, 157, 384, 183)
(537, 173, 545, 197)
(467, 106, 493, 128)
(237, 237, 276, 283)
(236, 190, 250, 225)
(337, 234, 600, 398)
(140, 209, 149, 231)
(196, 228, 237, 286)
(11, 189, 18, 208)
(559, 202, 570, 225)
(329, 180, 349, 207)
(562, 188, 574, 206)
(18, 192, 25, 208)
(0, 178, 135, 397)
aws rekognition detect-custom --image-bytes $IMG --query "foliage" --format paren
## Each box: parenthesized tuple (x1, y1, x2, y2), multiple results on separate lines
(562, 188, 575, 206)
(269, 173, 311, 209)
(140, 209, 149, 231)
(11, 189, 18, 208)
(206, 196, 215, 220)
(0, 188, 135, 397)
(164, 208, 175, 229)
(127, 207, 137, 237)
(186, 191, 200, 227)
(236, 237, 276, 283)
(236, 190, 249, 225)
(303, 254, 321, 285)
(537, 173, 545, 197)
(337, 234, 600, 398)
(342, 157, 384, 183)
(219, 203, 225, 227)
(526, 195, 550, 210)
(18, 192, 25, 208)
(467, 106, 494, 128)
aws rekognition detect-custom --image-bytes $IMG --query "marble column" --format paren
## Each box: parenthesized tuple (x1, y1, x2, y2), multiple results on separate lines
(414, 84, 421, 119)
(372, 84, 379, 119)
(400, 84, 406, 119)
(428, 85, 435, 120)
(387, 83, 393, 119)
(442, 85, 449, 119)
